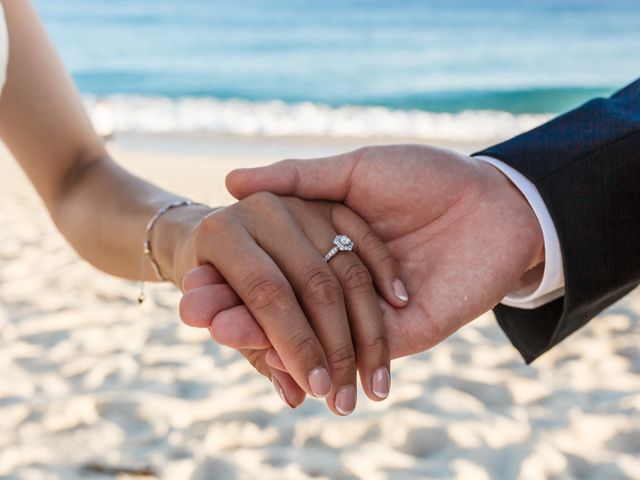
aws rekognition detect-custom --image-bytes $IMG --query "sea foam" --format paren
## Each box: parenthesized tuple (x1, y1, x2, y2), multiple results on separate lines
(84, 95, 552, 143)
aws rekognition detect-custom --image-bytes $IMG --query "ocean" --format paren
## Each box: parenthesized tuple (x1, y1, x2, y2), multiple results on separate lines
(34, 0, 640, 141)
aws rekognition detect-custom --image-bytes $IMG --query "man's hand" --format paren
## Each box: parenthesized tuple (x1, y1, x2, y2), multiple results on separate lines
(181, 144, 545, 407)
(225, 145, 544, 358)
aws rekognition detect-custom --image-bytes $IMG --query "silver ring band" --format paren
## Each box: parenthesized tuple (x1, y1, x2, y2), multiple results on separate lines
(324, 235, 354, 262)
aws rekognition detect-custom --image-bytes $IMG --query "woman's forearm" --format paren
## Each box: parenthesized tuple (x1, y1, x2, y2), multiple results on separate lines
(52, 152, 213, 283)
(0, 0, 213, 285)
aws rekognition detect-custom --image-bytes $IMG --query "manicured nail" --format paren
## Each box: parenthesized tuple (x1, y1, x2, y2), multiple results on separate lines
(271, 376, 292, 408)
(392, 279, 409, 302)
(308, 367, 332, 398)
(335, 385, 357, 416)
(372, 367, 391, 399)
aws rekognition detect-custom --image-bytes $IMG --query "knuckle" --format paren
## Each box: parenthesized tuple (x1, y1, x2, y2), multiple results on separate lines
(242, 192, 288, 228)
(427, 313, 458, 344)
(360, 231, 393, 264)
(195, 211, 232, 246)
(302, 265, 343, 306)
(327, 344, 357, 373)
(196, 213, 226, 242)
(359, 230, 380, 251)
(405, 313, 451, 355)
(244, 191, 278, 211)
(342, 261, 373, 293)
(244, 274, 292, 314)
(283, 333, 318, 362)
(357, 332, 388, 358)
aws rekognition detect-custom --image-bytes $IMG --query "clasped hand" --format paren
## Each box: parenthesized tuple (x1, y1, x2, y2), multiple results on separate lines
(177, 145, 545, 415)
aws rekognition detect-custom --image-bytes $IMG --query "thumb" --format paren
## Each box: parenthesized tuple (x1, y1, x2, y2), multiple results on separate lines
(225, 151, 360, 201)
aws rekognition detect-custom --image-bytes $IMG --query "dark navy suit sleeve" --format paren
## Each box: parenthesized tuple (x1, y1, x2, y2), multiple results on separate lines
(473, 79, 640, 363)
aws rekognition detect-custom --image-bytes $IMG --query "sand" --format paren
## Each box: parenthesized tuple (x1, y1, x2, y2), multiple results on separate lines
(1, 135, 639, 480)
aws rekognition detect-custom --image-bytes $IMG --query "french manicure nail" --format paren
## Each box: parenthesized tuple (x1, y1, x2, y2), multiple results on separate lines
(392, 279, 409, 302)
(308, 367, 332, 398)
(335, 385, 357, 416)
(271, 376, 291, 408)
(372, 367, 391, 399)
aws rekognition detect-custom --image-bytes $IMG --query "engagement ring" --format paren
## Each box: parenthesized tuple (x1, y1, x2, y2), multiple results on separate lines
(324, 235, 354, 262)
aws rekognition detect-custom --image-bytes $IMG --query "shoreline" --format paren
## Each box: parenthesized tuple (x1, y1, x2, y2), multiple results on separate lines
(114, 131, 490, 160)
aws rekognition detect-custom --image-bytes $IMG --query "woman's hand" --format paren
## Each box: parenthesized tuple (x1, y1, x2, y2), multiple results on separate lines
(171, 193, 408, 415)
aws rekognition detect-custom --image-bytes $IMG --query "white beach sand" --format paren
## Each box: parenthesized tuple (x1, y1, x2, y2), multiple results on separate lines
(1, 135, 639, 480)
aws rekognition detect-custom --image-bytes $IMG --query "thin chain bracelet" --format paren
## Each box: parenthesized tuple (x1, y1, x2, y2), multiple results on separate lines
(138, 199, 208, 304)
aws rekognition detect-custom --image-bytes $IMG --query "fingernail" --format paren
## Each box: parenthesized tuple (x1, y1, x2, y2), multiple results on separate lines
(392, 279, 409, 302)
(271, 376, 292, 408)
(308, 367, 332, 398)
(335, 385, 357, 416)
(372, 367, 391, 399)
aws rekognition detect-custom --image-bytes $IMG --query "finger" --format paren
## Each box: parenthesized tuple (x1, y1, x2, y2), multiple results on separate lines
(181, 265, 272, 348)
(182, 264, 226, 291)
(288, 202, 390, 403)
(184, 206, 394, 405)
(181, 265, 300, 404)
(226, 153, 358, 201)
(198, 214, 332, 399)
(179, 284, 241, 328)
(240, 348, 306, 409)
(265, 348, 286, 371)
(319, 239, 391, 403)
(271, 369, 307, 408)
(210, 304, 270, 350)
(251, 199, 358, 416)
(331, 204, 409, 307)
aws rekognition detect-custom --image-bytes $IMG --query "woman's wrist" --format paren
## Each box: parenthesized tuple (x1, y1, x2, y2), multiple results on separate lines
(151, 203, 218, 287)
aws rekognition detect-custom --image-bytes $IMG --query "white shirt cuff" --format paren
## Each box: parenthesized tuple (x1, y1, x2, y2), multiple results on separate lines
(474, 155, 565, 309)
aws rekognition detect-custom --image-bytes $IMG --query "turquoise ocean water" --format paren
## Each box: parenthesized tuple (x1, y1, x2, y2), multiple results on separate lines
(34, 0, 640, 139)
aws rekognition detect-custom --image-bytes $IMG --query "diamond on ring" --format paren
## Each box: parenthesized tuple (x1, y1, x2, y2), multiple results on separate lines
(334, 235, 354, 251)
(324, 235, 354, 262)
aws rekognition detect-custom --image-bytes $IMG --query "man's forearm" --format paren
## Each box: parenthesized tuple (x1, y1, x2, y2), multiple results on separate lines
(475, 78, 640, 362)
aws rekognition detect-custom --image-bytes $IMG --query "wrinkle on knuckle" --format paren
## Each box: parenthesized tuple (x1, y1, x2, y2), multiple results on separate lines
(359, 332, 388, 356)
(282, 334, 317, 363)
(360, 231, 393, 264)
(342, 261, 373, 293)
(327, 343, 357, 373)
(359, 230, 379, 251)
(244, 274, 291, 314)
(412, 313, 451, 354)
(303, 265, 343, 306)
(426, 312, 457, 344)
